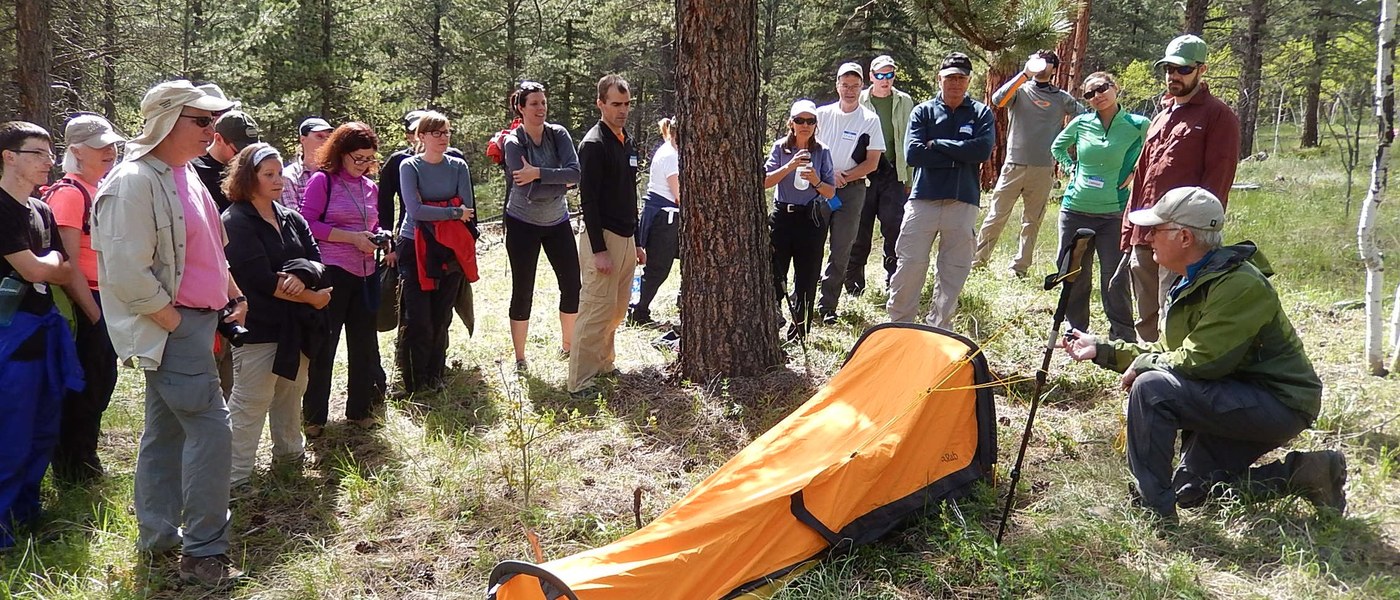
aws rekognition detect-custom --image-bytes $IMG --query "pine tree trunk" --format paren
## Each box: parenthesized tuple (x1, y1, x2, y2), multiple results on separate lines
(980, 65, 1015, 191)
(1184, 0, 1208, 34)
(1301, 20, 1329, 148)
(319, 0, 334, 116)
(677, 0, 784, 379)
(429, 0, 445, 104)
(16, 0, 53, 133)
(1361, 0, 1395, 376)
(102, 0, 118, 120)
(1235, 0, 1267, 158)
(1054, 0, 1091, 90)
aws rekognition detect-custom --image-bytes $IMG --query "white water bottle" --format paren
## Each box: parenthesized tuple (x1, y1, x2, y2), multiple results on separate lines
(630, 268, 642, 304)
(794, 166, 812, 191)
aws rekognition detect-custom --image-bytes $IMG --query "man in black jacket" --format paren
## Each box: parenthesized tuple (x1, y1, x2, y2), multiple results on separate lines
(568, 74, 646, 396)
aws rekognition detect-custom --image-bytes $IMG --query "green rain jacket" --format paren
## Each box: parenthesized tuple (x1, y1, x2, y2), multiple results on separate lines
(1092, 242, 1323, 419)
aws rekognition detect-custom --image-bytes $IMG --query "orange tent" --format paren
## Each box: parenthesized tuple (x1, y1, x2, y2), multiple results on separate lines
(487, 323, 997, 600)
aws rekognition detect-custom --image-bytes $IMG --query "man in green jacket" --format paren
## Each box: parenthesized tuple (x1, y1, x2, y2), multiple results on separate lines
(845, 55, 915, 296)
(1061, 186, 1345, 521)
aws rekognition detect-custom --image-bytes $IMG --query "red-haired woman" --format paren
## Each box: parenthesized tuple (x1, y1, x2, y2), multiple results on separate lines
(299, 122, 390, 436)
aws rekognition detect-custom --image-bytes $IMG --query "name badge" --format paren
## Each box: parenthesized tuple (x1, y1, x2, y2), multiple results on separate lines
(629, 155, 639, 168)
(1084, 175, 1105, 189)
(841, 129, 858, 142)
(959, 124, 974, 136)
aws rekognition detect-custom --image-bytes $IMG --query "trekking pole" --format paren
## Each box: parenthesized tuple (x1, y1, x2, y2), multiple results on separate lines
(996, 228, 1096, 544)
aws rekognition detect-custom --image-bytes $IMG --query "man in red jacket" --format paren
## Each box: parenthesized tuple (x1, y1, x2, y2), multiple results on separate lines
(1124, 34, 1240, 343)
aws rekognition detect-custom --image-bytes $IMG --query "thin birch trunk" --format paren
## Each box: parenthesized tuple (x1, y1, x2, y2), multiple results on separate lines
(1361, 0, 1396, 376)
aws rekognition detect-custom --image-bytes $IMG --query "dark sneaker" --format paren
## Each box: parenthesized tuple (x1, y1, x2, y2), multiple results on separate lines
(819, 310, 838, 326)
(179, 554, 243, 589)
(1288, 450, 1347, 514)
(626, 310, 654, 327)
(845, 280, 865, 297)
(514, 358, 528, 373)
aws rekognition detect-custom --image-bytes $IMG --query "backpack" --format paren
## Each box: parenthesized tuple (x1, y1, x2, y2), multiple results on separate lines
(39, 176, 93, 234)
(486, 118, 524, 165)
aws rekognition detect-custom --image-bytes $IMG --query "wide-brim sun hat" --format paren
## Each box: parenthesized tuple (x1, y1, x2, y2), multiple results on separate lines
(126, 80, 236, 161)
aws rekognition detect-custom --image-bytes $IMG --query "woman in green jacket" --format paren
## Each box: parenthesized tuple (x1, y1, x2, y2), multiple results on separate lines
(1051, 72, 1150, 342)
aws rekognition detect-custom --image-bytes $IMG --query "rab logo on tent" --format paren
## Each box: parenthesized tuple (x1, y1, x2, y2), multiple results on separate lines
(942, 452, 960, 462)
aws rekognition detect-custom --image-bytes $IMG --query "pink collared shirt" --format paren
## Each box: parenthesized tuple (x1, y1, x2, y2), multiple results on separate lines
(172, 164, 230, 310)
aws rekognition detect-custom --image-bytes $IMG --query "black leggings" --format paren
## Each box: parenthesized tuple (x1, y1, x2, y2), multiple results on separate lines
(505, 215, 580, 321)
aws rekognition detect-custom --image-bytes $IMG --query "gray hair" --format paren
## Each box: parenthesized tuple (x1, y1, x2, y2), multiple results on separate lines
(61, 148, 80, 174)
(1187, 226, 1223, 250)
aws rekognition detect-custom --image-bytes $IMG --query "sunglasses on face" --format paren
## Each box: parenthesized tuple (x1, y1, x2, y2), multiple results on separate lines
(873, 71, 896, 80)
(1163, 64, 1200, 76)
(348, 155, 378, 165)
(1082, 82, 1114, 100)
(791, 117, 817, 126)
(179, 114, 216, 128)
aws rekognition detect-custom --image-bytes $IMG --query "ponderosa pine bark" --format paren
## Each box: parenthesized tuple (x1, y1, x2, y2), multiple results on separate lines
(16, 0, 53, 133)
(677, 0, 784, 379)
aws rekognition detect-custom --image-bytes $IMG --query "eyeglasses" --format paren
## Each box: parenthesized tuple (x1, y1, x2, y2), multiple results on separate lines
(179, 114, 217, 128)
(348, 155, 379, 165)
(791, 117, 817, 126)
(1082, 82, 1114, 100)
(873, 71, 896, 80)
(8, 149, 55, 160)
(422, 129, 452, 138)
(1145, 225, 1185, 238)
(1162, 64, 1200, 76)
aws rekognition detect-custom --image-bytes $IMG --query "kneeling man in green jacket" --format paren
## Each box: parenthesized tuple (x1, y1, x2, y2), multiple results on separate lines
(1060, 186, 1345, 522)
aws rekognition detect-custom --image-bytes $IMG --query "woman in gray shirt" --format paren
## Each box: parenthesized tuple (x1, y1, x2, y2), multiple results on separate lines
(395, 111, 475, 393)
(501, 82, 582, 371)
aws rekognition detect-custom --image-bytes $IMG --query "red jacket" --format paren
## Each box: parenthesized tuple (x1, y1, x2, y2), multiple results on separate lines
(1123, 82, 1241, 249)
(414, 197, 479, 291)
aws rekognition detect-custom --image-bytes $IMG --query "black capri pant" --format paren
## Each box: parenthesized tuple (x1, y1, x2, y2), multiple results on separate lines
(505, 214, 581, 321)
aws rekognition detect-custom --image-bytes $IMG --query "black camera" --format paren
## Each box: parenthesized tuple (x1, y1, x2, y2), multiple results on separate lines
(370, 231, 393, 247)
(217, 305, 249, 347)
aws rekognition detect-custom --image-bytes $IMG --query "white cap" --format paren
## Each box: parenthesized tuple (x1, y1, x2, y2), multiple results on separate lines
(789, 99, 818, 118)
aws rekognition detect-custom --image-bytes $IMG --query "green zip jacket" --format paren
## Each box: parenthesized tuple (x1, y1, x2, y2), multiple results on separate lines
(1092, 243, 1323, 419)
(860, 87, 915, 185)
(1051, 108, 1150, 214)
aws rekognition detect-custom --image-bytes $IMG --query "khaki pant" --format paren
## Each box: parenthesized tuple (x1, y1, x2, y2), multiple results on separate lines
(887, 199, 979, 329)
(1129, 244, 1175, 343)
(972, 163, 1055, 274)
(229, 343, 307, 485)
(568, 230, 637, 392)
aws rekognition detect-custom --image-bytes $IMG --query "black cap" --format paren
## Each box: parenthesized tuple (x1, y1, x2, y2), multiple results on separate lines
(939, 52, 973, 77)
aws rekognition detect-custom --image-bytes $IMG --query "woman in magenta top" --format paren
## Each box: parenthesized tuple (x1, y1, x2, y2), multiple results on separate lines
(298, 122, 389, 436)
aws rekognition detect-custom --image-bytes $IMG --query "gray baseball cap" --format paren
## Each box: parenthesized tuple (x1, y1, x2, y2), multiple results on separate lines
(1128, 186, 1224, 231)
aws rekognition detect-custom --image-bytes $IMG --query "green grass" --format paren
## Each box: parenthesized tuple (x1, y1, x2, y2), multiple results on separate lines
(4, 134, 1400, 598)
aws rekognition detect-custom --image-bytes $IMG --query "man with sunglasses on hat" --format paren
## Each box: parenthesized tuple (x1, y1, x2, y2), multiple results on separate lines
(280, 117, 333, 209)
(887, 52, 995, 329)
(1061, 186, 1343, 524)
(1125, 34, 1241, 343)
(971, 49, 1082, 279)
(846, 54, 915, 298)
(91, 80, 248, 588)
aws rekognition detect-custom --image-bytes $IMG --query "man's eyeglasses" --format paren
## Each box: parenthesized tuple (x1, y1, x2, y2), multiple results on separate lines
(1162, 64, 1200, 76)
(179, 114, 216, 128)
(348, 155, 379, 165)
(791, 117, 817, 126)
(9, 149, 55, 160)
(873, 71, 896, 80)
(1082, 82, 1114, 100)
(422, 130, 451, 138)
(1146, 225, 1185, 238)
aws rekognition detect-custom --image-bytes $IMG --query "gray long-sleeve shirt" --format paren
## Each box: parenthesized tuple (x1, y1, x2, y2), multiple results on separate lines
(991, 74, 1083, 166)
(398, 154, 475, 239)
(503, 122, 581, 226)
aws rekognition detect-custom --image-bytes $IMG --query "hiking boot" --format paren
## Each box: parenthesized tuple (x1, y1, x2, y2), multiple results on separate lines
(845, 280, 865, 297)
(179, 554, 243, 589)
(1288, 450, 1347, 514)
(627, 310, 654, 327)
(819, 310, 838, 326)
(303, 424, 324, 439)
(514, 358, 528, 373)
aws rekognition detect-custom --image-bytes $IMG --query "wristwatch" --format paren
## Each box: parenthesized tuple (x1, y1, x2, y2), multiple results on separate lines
(231, 295, 248, 306)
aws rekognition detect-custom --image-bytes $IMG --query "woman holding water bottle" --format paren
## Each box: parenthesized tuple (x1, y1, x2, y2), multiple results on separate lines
(763, 100, 835, 341)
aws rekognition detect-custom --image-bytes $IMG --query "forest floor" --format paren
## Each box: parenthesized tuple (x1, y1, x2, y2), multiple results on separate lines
(3, 137, 1400, 599)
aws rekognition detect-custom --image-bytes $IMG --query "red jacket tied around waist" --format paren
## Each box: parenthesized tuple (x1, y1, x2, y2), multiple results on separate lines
(414, 197, 479, 291)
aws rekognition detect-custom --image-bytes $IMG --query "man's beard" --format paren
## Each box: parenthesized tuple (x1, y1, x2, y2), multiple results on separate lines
(1169, 77, 1199, 97)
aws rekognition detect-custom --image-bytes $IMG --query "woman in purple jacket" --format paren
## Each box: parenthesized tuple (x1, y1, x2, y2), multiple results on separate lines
(299, 122, 389, 436)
